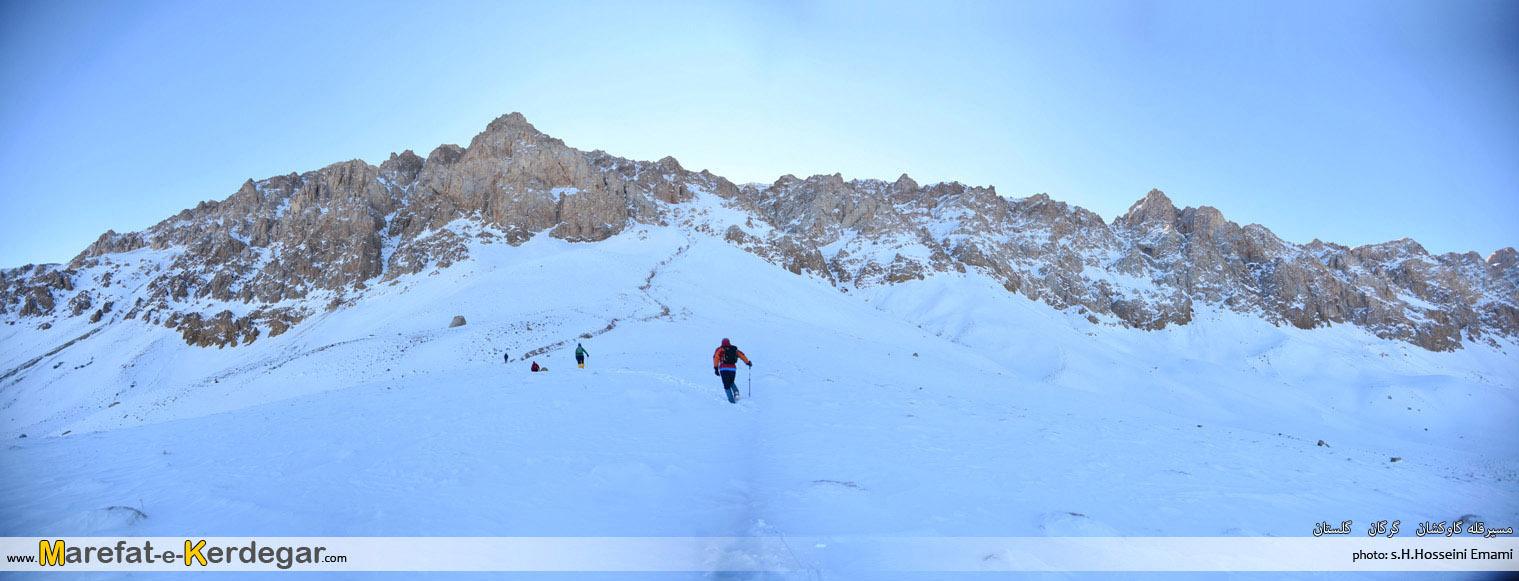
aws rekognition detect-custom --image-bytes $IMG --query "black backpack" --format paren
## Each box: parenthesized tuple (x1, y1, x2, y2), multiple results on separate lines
(721, 345, 739, 365)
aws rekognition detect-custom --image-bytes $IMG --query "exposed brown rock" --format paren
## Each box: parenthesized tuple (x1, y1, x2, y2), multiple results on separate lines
(0, 113, 1512, 351)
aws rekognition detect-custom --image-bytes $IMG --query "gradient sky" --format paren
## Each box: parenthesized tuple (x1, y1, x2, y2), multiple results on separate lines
(1, 0, 1515, 267)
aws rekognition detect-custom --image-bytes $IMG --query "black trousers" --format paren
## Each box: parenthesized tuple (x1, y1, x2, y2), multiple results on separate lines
(719, 369, 738, 402)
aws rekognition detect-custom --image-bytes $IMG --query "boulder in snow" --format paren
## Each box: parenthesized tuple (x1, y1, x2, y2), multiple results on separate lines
(449, 316, 467, 328)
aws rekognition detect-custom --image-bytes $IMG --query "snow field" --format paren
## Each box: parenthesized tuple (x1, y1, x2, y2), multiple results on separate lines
(1, 224, 1515, 579)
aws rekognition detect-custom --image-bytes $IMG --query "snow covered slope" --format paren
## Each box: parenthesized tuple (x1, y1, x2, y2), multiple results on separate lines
(2, 219, 1517, 578)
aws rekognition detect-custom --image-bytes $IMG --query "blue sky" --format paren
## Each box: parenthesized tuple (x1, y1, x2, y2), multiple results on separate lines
(1, 0, 1514, 267)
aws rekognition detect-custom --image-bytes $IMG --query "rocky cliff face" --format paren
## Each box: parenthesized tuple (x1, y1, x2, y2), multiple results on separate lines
(2, 113, 1514, 351)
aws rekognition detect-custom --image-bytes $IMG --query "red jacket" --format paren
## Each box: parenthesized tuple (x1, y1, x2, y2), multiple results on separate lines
(713, 339, 750, 371)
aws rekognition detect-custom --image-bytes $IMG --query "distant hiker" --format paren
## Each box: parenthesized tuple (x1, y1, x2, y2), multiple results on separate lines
(712, 338, 752, 404)
(504, 352, 510, 364)
(575, 343, 589, 368)
(530, 361, 546, 372)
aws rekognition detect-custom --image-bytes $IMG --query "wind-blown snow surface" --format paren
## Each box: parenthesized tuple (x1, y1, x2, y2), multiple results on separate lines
(2, 226, 1516, 579)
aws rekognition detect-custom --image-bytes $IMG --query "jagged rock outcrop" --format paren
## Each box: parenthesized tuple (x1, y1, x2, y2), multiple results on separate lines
(1, 113, 1513, 351)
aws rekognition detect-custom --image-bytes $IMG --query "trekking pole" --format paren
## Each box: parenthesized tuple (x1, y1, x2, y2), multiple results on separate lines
(747, 367, 752, 398)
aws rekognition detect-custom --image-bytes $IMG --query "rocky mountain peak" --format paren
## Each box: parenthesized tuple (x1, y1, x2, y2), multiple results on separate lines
(1115, 188, 1179, 230)
(485, 111, 536, 134)
(385, 149, 423, 165)
(380, 150, 425, 183)
(656, 156, 684, 171)
(461, 112, 562, 163)
(426, 144, 465, 166)
(1488, 247, 1518, 270)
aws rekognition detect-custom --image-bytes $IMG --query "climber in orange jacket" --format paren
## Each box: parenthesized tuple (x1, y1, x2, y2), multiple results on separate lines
(712, 338, 751, 404)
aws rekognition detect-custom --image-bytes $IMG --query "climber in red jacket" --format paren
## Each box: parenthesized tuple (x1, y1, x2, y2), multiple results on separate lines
(712, 338, 751, 403)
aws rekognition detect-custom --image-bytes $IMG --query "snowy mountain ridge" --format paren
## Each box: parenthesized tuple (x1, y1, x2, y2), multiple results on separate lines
(1, 112, 1515, 353)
